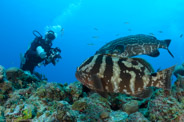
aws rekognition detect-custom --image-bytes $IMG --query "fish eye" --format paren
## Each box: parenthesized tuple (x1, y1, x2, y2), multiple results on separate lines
(113, 45, 125, 54)
(151, 73, 157, 76)
(113, 50, 119, 54)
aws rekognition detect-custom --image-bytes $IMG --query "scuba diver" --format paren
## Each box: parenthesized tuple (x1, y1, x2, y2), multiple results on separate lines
(20, 30, 61, 73)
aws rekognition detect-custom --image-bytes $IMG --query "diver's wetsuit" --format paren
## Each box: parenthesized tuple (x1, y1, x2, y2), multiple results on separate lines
(21, 37, 52, 73)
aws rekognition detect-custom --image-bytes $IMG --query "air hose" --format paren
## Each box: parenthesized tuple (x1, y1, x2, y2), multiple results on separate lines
(33, 30, 43, 38)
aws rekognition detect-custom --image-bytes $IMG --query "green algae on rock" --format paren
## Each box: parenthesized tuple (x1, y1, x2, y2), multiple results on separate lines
(148, 95, 184, 121)
(122, 100, 139, 114)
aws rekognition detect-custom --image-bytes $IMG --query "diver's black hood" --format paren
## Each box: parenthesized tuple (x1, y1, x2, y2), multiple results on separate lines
(45, 30, 56, 40)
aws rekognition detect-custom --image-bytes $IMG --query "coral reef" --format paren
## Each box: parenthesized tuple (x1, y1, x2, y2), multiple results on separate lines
(173, 64, 184, 78)
(0, 65, 184, 121)
(127, 112, 149, 122)
(0, 65, 5, 82)
(148, 95, 184, 121)
(122, 100, 139, 114)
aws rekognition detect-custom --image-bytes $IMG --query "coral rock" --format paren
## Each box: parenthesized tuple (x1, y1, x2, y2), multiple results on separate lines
(127, 112, 149, 122)
(122, 100, 139, 114)
(65, 81, 83, 102)
(148, 96, 184, 121)
(1, 65, 184, 121)
(72, 93, 111, 121)
(0, 65, 5, 82)
(108, 111, 128, 121)
(100, 111, 109, 119)
(6, 67, 40, 89)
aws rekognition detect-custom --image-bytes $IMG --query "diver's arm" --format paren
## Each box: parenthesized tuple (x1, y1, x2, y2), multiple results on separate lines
(36, 46, 47, 59)
(26, 45, 46, 58)
(27, 50, 37, 56)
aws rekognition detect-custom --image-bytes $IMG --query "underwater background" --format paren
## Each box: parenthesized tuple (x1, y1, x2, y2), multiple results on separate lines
(1, 0, 184, 84)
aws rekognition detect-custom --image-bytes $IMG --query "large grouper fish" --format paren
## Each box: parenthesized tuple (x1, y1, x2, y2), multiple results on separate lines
(75, 54, 175, 96)
(95, 34, 174, 58)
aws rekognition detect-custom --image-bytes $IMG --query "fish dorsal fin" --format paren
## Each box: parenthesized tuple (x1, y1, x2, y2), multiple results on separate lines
(148, 50, 160, 57)
(91, 74, 104, 91)
(157, 67, 161, 72)
(104, 54, 122, 58)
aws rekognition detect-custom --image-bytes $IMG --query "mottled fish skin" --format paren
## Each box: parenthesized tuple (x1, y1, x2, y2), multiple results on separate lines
(75, 54, 175, 96)
(95, 34, 173, 58)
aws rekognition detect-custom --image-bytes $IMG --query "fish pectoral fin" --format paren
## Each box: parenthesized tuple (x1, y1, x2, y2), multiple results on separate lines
(157, 67, 161, 72)
(134, 87, 153, 99)
(113, 45, 125, 54)
(148, 50, 160, 57)
(96, 91, 109, 98)
(91, 74, 104, 91)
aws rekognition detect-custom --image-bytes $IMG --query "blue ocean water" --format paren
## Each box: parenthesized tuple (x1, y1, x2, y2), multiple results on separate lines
(0, 0, 184, 84)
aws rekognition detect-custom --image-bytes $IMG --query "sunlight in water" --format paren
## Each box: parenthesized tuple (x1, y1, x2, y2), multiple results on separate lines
(52, 0, 83, 25)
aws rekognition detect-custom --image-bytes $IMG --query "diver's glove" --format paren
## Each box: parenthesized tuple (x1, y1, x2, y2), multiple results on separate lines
(36, 46, 47, 59)
(39, 52, 47, 59)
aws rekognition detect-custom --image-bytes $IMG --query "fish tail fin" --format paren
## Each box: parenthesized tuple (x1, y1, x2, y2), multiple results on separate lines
(167, 49, 174, 58)
(151, 65, 175, 89)
(164, 39, 171, 47)
(163, 39, 174, 58)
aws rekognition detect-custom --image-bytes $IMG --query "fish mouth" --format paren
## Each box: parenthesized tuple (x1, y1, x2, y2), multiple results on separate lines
(75, 69, 82, 81)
